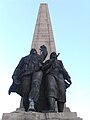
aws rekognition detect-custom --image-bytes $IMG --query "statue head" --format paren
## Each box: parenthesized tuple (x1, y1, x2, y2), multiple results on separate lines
(50, 52, 57, 59)
(50, 52, 60, 59)
(40, 45, 47, 52)
(30, 48, 37, 55)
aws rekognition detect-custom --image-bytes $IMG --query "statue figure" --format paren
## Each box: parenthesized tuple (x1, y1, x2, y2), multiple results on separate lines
(42, 52, 72, 112)
(8, 45, 48, 112)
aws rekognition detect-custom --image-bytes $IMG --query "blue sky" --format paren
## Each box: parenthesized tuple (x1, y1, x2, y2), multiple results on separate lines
(0, 0, 90, 120)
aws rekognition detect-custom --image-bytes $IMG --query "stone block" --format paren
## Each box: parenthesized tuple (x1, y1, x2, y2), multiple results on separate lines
(2, 111, 82, 120)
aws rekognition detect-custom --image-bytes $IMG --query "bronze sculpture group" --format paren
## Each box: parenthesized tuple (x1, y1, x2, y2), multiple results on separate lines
(8, 45, 72, 112)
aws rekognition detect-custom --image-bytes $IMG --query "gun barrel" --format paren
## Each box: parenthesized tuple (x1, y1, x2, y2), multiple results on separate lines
(56, 53, 60, 58)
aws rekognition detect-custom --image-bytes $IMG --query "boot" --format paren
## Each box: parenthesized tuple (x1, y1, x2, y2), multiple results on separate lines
(48, 97, 55, 112)
(29, 98, 36, 111)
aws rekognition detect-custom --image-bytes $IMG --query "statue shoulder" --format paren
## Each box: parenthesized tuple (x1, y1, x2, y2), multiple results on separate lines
(58, 60, 63, 64)
(23, 55, 29, 59)
(22, 55, 30, 61)
(17, 55, 30, 66)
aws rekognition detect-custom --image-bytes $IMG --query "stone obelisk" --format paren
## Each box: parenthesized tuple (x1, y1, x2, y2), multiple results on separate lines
(2, 3, 82, 120)
(31, 3, 56, 59)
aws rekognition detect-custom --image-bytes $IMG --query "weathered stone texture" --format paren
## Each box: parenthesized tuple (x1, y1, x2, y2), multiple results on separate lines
(2, 110, 82, 120)
(31, 3, 56, 60)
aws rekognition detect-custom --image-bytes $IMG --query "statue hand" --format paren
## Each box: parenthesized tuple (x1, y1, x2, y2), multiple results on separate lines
(70, 80, 72, 85)
(65, 79, 72, 89)
(68, 78, 72, 85)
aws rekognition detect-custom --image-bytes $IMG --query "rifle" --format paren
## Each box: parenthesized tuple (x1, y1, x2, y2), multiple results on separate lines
(56, 53, 60, 58)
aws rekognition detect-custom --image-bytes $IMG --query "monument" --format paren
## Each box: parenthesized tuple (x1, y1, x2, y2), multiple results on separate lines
(2, 3, 82, 120)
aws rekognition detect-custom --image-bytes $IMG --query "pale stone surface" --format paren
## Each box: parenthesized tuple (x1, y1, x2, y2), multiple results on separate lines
(31, 3, 56, 59)
(2, 111, 82, 120)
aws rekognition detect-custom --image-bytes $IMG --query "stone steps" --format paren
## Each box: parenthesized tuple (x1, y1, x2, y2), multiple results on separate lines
(2, 111, 82, 120)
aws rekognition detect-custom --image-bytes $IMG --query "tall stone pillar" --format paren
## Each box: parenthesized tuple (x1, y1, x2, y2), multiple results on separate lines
(31, 3, 56, 59)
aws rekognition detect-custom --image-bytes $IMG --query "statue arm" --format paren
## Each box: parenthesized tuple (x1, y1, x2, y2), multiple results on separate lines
(42, 60, 52, 71)
(59, 60, 72, 84)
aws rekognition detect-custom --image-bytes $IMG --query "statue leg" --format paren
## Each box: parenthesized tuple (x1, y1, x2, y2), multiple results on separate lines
(57, 101, 64, 112)
(21, 76, 31, 111)
(47, 97, 55, 112)
(29, 71, 43, 111)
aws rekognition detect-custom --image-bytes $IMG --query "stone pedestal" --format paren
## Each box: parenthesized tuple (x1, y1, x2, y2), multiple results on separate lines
(2, 109, 82, 120)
